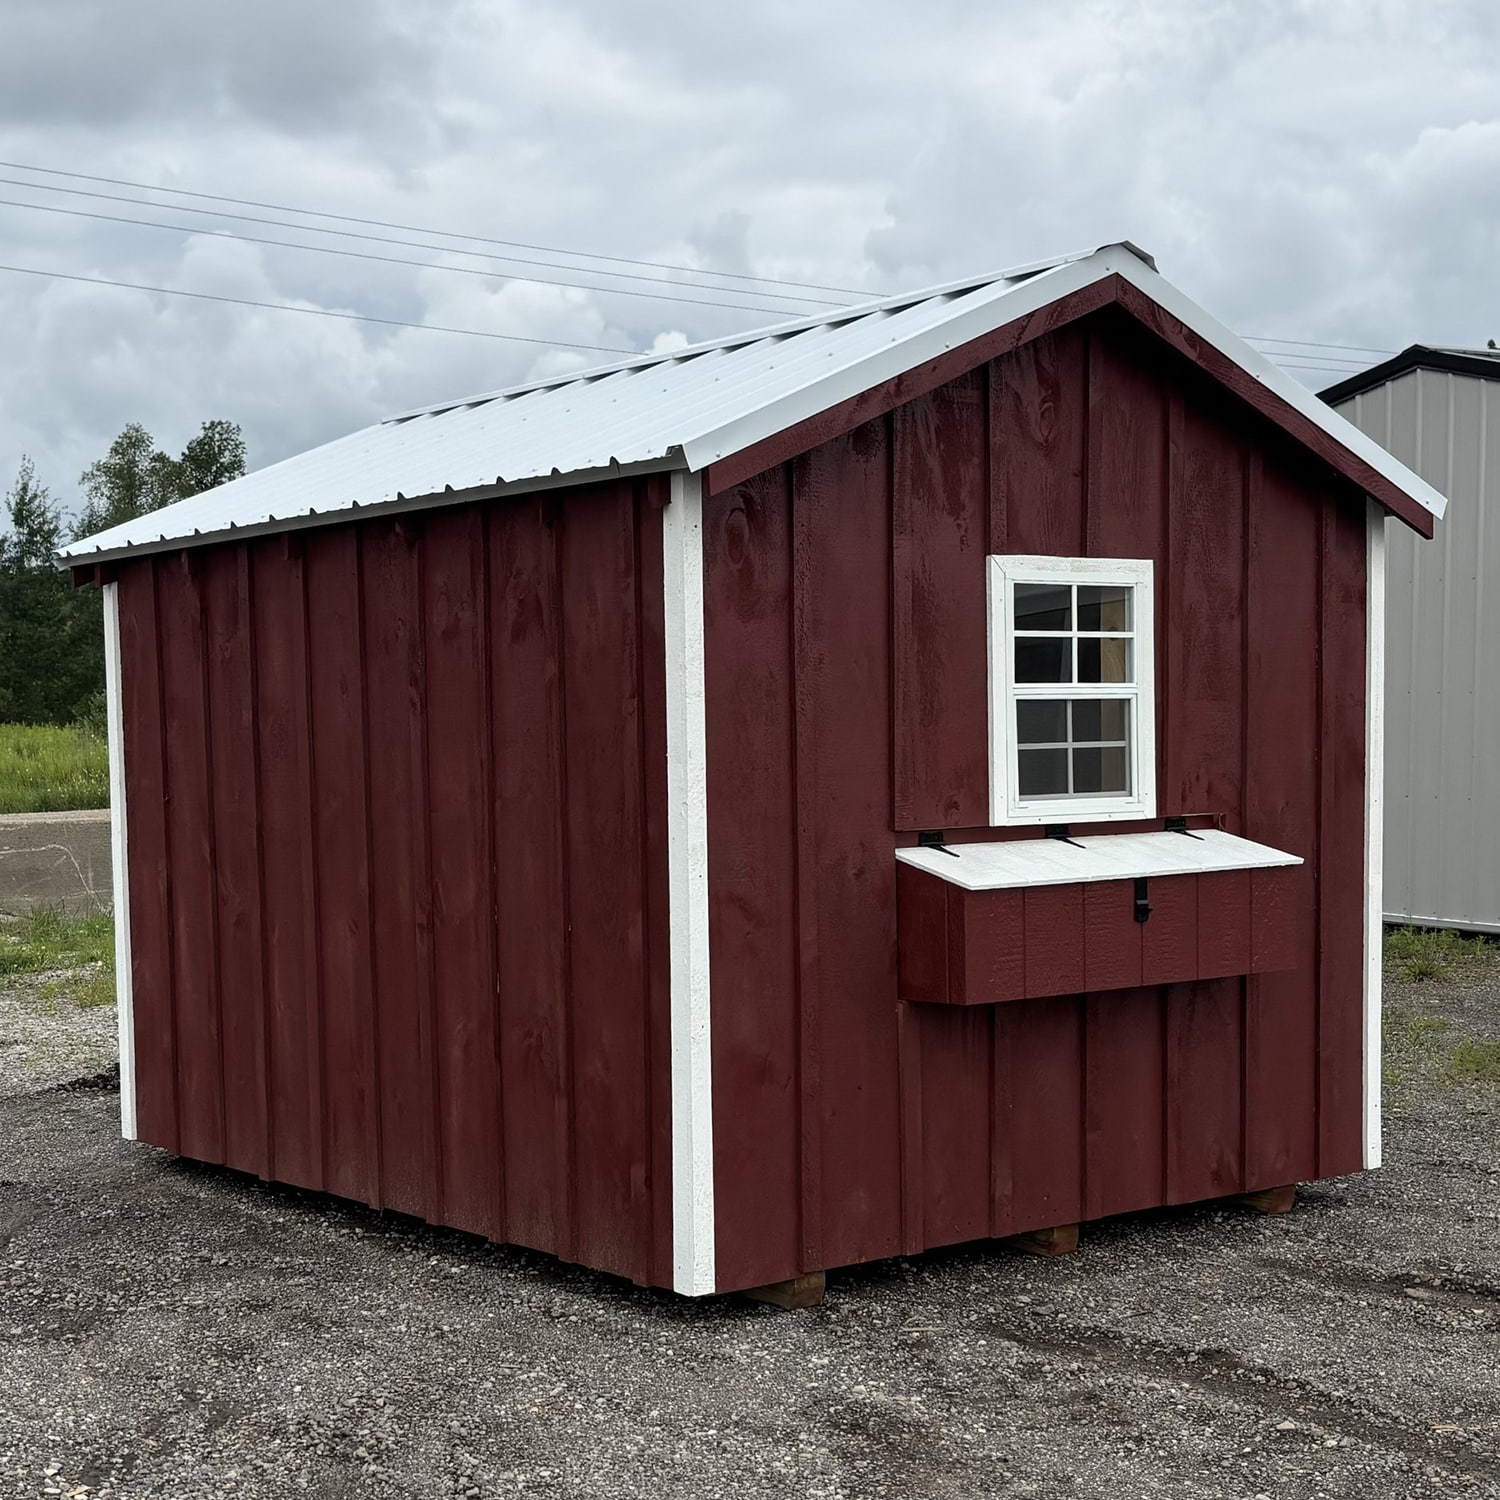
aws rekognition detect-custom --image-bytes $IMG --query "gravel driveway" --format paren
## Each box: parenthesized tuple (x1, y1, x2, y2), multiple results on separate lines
(2, 956, 1497, 1499)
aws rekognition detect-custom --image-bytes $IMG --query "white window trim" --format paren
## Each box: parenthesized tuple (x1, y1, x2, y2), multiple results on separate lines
(987, 554, 1157, 827)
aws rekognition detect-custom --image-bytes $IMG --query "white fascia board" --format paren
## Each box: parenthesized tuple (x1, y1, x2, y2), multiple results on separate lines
(677, 251, 1121, 474)
(1108, 256, 1448, 523)
(662, 470, 716, 1295)
(102, 582, 137, 1141)
(1364, 504, 1387, 1168)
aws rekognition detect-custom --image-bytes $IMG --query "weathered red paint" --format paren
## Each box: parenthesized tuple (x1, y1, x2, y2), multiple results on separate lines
(116, 479, 675, 1288)
(703, 308, 1368, 1292)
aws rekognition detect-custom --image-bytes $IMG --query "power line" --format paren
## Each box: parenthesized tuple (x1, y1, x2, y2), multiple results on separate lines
(0, 194, 834, 318)
(0, 261, 638, 353)
(1245, 335, 1396, 357)
(0, 176, 841, 312)
(0, 158, 869, 300)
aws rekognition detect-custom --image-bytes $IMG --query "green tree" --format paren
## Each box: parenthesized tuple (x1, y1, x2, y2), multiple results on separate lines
(0, 459, 99, 722)
(0, 419, 249, 724)
(73, 418, 249, 540)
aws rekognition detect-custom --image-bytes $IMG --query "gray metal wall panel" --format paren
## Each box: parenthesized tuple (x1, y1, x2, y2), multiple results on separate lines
(1338, 369, 1500, 931)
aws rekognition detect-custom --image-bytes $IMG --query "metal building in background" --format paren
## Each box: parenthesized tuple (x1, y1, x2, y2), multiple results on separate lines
(1325, 349, 1500, 934)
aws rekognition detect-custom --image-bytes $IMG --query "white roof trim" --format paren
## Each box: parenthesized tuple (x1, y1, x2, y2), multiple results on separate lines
(60, 241, 1444, 564)
(896, 829, 1302, 892)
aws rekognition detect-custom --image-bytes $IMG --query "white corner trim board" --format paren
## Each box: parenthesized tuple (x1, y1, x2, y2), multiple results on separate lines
(1364, 504, 1387, 1169)
(662, 470, 716, 1294)
(102, 582, 137, 1141)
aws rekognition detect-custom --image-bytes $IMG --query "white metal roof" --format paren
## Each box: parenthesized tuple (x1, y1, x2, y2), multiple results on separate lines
(61, 241, 1448, 563)
(896, 829, 1301, 892)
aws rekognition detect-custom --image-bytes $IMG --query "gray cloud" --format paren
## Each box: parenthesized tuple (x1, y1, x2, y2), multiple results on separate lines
(2, 0, 1498, 523)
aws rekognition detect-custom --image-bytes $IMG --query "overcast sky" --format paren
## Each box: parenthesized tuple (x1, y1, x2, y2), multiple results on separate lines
(2, 0, 1497, 522)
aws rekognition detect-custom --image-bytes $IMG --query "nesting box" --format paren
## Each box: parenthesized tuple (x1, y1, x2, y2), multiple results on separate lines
(66, 243, 1443, 1297)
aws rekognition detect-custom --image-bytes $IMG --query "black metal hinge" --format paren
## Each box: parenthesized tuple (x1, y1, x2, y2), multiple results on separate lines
(1046, 824, 1086, 849)
(1165, 815, 1205, 841)
(1134, 877, 1152, 924)
(917, 829, 959, 858)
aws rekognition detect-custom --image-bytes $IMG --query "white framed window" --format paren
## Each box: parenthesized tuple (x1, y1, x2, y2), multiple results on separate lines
(987, 555, 1156, 826)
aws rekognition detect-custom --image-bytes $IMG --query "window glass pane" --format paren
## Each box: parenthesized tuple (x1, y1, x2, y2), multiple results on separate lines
(1015, 637, 1072, 683)
(1070, 698, 1128, 742)
(1073, 745, 1130, 794)
(1078, 636, 1132, 683)
(1014, 582, 1071, 631)
(1017, 700, 1067, 744)
(1018, 747, 1068, 797)
(1078, 584, 1132, 632)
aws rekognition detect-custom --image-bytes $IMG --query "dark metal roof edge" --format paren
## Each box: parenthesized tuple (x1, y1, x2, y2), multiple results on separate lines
(1319, 345, 1500, 404)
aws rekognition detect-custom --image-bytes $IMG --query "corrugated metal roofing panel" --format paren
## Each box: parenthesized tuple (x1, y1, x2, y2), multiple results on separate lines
(61, 241, 1446, 562)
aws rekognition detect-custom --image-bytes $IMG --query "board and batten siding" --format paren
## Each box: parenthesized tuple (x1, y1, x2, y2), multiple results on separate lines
(702, 307, 1370, 1295)
(1333, 371, 1500, 933)
(114, 478, 677, 1289)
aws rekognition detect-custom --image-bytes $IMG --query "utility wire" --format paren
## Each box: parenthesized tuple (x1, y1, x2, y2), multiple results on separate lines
(1245, 335, 1396, 357)
(0, 194, 833, 317)
(0, 176, 841, 311)
(0, 262, 638, 353)
(0, 158, 869, 300)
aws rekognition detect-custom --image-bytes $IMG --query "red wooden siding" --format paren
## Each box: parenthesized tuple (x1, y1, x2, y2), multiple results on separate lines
(896, 864, 1299, 1006)
(116, 479, 675, 1289)
(704, 306, 1368, 1293)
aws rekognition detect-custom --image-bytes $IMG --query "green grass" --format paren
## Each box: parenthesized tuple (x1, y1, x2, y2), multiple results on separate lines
(0, 722, 109, 813)
(1447, 1038, 1500, 1086)
(0, 906, 114, 975)
(1384, 925, 1485, 983)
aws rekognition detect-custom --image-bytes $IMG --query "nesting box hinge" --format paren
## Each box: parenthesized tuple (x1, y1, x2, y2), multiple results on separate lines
(1046, 824, 1085, 849)
(917, 830, 959, 858)
(1134, 877, 1152, 924)
(1165, 815, 1205, 841)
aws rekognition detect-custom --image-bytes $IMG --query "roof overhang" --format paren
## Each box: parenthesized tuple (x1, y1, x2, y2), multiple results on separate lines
(693, 246, 1445, 537)
(1320, 344, 1500, 405)
(60, 242, 1444, 568)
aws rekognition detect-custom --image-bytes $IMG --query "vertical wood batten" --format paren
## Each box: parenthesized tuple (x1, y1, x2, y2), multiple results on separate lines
(411, 524, 445, 1227)
(1364, 504, 1386, 1168)
(352, 532, 386, 1211)
(203, 547, 269, 1179)
(560, 485, 652, 1282)
(790, 455, 824, 1276)
(489, 498, 571, 1257)
(118, 561, 179, 1151)
(102, 581, 136, 1141)
(891, 371, 989, 830)
(158, 553, 225, 1165)
(478, 506, 509, 1245)
(1317, 498, 1370, 1175)
(250, 538, 317, 1190)
(635, 481, 676, 1288)
(794, 426, 902, 1272)
(704, 469, 800, 1293)
(304, 531, 378, 1207)
(423, 509, 503, 1238)
(361, 523, 429, 1219)
(662, 472, 716, 1293)
(1244, 456, 1321, 1187)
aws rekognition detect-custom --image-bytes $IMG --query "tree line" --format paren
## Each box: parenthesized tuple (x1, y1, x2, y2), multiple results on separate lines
(0, 421, 247, 725)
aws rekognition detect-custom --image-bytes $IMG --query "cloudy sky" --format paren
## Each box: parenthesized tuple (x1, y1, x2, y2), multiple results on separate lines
(2, 0, 1497, 523)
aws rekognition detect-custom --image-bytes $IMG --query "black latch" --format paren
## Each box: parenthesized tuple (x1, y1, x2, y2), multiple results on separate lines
(1046, 824, 1086, 849)
(1164, 815, 1205, 841)
(1134, 877, 1152, 924)
(917, 829, 959, 858)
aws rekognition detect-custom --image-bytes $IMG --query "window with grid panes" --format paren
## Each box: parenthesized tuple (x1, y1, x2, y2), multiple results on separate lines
(987, 556, 1156, 825)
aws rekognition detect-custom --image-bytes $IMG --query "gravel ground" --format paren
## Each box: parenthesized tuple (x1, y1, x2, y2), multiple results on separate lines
(1, 958, 1497, 1500)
